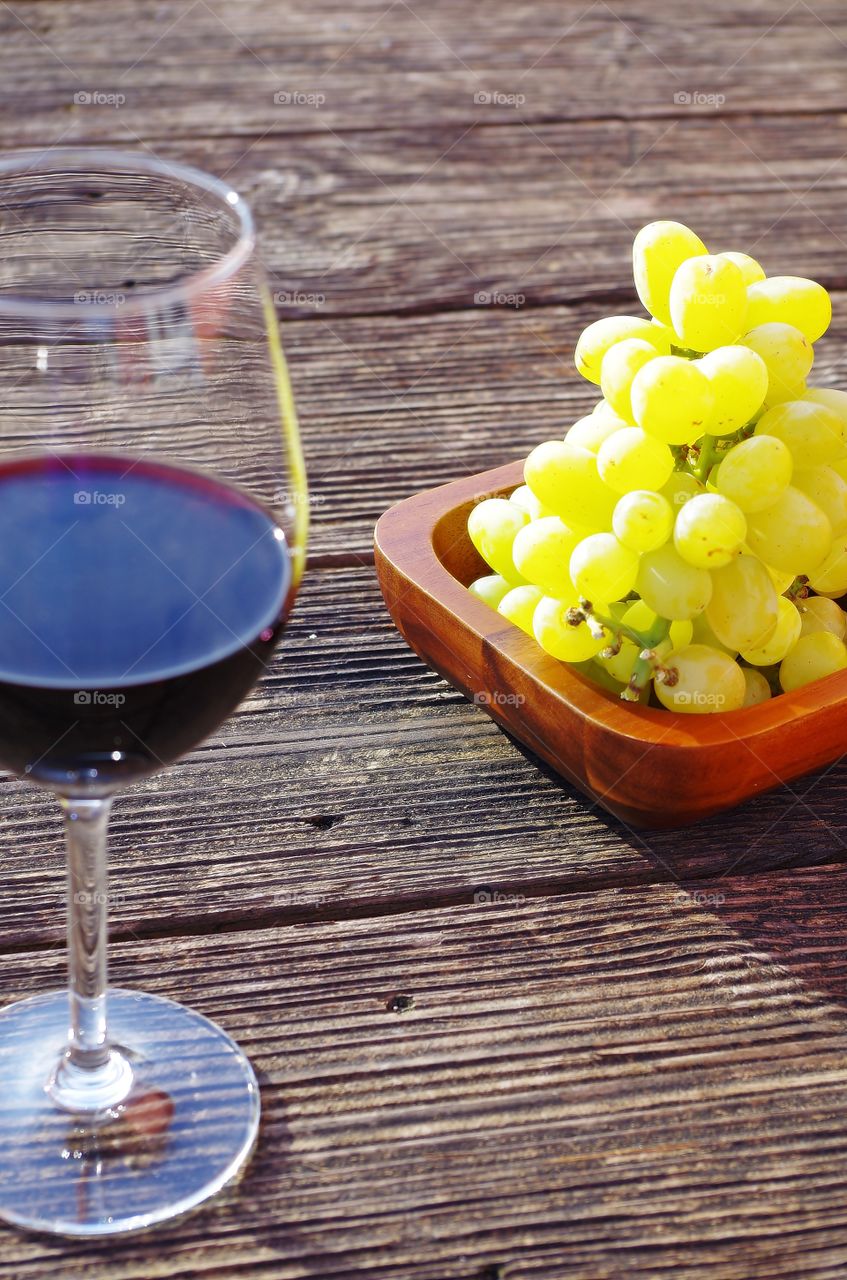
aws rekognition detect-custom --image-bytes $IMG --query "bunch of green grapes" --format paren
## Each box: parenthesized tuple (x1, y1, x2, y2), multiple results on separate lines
(467, 219, 847, 714)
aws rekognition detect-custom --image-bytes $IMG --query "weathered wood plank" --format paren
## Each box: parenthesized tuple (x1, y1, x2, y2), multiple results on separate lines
(0, 564, 844, 950)
(137, 113, 847, 316)
(1, 870, 847, 1276)
(2, 0, 847, 139)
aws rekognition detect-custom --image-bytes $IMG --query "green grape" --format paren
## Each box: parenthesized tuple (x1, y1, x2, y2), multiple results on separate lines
(741, 595, 802, 665)
(807, 535, 847, 595)
(799, 595, 847, 639)
(745, 487, 831, 574)
(792, 466, 847, 533)
(636, 543, 712, 620)
(804, 387, 847, 430)
(744, 276, 832, 344)
(622, 598, 660, 633)
(673, 492, 747, 569)
(597, 427, 673, 494)
(654, 643, 746, 714)
(468, 574, 511, 610)
(569, 532, 639, 602)
(741, 322, 814, 399)
(574, 315, 671, 384)
(596, 636, 640, 684)
(660, 470, 705, 512)
(599, 338, 658, 422)
(761, 560, 795, 594)
(715, 434, 793, 512)
(621, 600, 691, 648)
(632, 221, 708, 326)
(779, 631, 847, 692)
(467, 499, 529, 584)
(754, 400, 847, 466)
(763, 378, 807, 409)
(690, 610, 739, 657)
(524, 441, 617, 530)
(669, 618, 695, 648)
(742, 667, 772, 706)
(630, 355, 715, 444)
(715, 250, 766, 286)
(498, 585, 544, 637)
(706, 554, 779, 651)
(698, 346, 768, 435)
(510, 483, 550, 520)
(612, 489, 674, 552)
(669, 254, 748, 352)
(533, 596, 607, 663)
(513, 516, 581, 599)
(566, 412, 627, 453)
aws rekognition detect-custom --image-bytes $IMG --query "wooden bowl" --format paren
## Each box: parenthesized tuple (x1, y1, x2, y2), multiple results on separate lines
(374, 460, 847, 829)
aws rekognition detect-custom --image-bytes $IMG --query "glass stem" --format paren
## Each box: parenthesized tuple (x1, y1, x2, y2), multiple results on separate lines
(49, 796, 133, 1113)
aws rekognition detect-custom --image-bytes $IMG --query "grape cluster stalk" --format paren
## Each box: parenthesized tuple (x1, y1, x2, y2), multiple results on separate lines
(467, 221, 847, 714)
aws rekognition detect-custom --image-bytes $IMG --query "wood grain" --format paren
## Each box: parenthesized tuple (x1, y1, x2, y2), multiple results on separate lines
(0, 563, 843, 951)
(1, 870, 847, 1277)
(2, 0, 847, 140)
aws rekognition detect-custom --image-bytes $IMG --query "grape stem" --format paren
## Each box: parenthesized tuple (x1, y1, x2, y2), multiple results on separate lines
(569, 600, 672, 702)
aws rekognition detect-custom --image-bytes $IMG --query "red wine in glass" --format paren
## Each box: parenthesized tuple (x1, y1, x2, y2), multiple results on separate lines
(0, 452, 293, 789)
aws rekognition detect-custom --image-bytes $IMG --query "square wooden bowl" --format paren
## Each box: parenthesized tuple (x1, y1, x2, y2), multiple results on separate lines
(374, 460, 847, 829)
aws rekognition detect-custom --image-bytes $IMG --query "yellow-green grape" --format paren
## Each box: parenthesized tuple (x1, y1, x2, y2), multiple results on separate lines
(524, 441, 617, 530)
(533, 596, 607, 663)
(754, 400, 847, 466)
(763, 378, 807, 409)
(698, 346, 768, 435)
(807, 535, 847, 596)
(636, 543, 712, 620)
(596, 637, 641, 684)
(661, 470, 705, 512)
(468, 574, 511, 610)
(569, 532, 639, 603)
(714, 434, 793, 512)
(799, 595, 847, 639)
(599, 338, 658, 423)
(632, 221, 708, 326)
(574, 315, 672, 384)
(706, 554, 779, 652)
(744, 276, 832, 344)
(740, 595, 802, 665)
(779, 631, 847, 692)
(742, 667, 772, 706)
(654, 643, 746, 714)
(467, 499, 529, 584)
(762, 561, 795, 594)
(498, 585, 544, 637)
(512, 516, 581, 599)
(669, 254, 748, 352)
(792, 466, 847, 533)
(716, 251, 766, 286)
(630, 355, 715, 445)
(509, 483, 549, 520)
(565, 412, 627, 453)
(745, 487, 831, 574)
(673, 492, 747, 570)
(804, 387, 847, 430)
(690, 610, 739, 657)
(669, 618, 695, 648)
(741, 322, 814, 400)
(612, 489, 674, 552)
(597, 427, 673, 494)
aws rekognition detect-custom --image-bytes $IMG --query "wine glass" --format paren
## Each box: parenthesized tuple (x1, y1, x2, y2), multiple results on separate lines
(0, 148, 307, 1235)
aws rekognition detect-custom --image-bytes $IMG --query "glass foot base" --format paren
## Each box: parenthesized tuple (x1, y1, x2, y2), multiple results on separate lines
(0, 988, 260, 1237)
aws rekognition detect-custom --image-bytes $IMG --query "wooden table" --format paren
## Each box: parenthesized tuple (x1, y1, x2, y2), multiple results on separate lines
(3, 1, 847, 1275)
